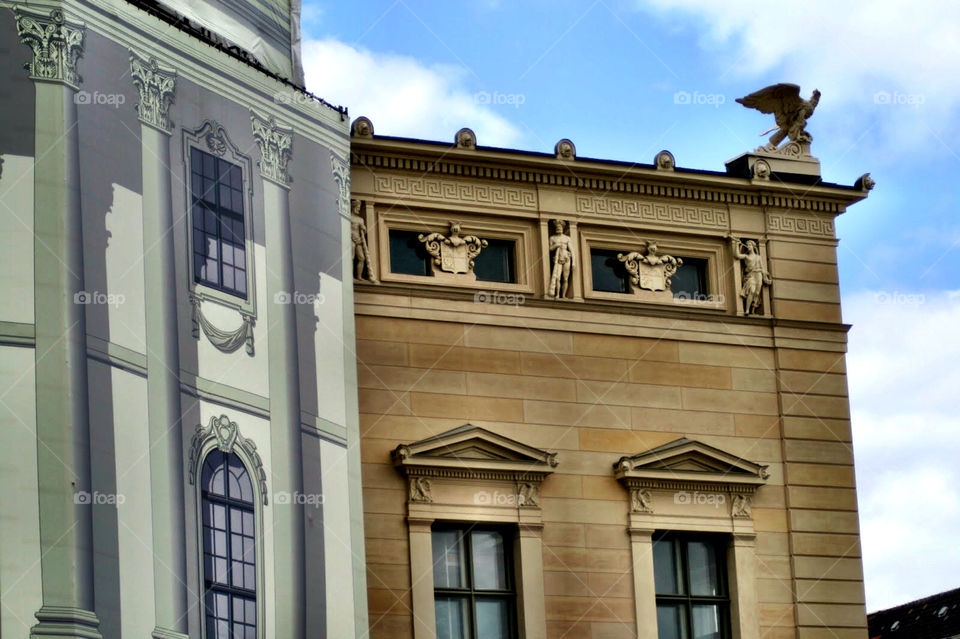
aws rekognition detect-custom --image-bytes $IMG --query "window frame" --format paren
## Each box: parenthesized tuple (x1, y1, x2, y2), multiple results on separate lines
(431, 523, 519, 639)
(182, 121, 257, 318)
(652, 532, 732, 639)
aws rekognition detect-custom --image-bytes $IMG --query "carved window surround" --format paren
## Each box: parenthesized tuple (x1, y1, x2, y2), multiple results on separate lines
(187, 414, 267, 639)
(614, 438, 769, 639)
(393, 424, 557, 639)
(182, 121, 258, 354)
(375, 209, 536, 294)
(579, 227, 731, 311)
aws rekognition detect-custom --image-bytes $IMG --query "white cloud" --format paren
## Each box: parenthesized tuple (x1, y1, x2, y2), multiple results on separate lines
(638, 1, 960, 152)
(302, 39, 524, 147)
(845, 290, 960, 611)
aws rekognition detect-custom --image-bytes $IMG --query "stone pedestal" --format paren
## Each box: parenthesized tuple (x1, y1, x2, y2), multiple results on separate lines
(725, 150, 821, 180)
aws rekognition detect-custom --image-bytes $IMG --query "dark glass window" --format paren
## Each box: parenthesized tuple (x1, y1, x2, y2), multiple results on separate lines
(474, 239, 516, 283)
(590, 248, 629, 294)
(653, 533, 730, 639)
(389, 229, 431, 276)
(191, 147, 247, 298)
(671, 258, 708, 300)
(201, 450, 257, 639)
(433, 524, 516, 639)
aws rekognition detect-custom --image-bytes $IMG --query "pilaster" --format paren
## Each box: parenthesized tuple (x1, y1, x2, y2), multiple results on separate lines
(15, 5, 102, 638)
(251, 111, 305, 639)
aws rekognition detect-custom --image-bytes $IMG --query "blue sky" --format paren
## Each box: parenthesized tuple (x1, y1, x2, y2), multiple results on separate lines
(301, 0, 960, 612)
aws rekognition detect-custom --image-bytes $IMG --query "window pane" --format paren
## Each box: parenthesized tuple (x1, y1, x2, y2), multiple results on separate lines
(435, 596, 470, 639)
(471, 531, 507, 590)
(687, 541, 721, 596)
(475, 598, 510, 639)
(692, 604, 722, 639)
(672, 259, 707, 300)
(389, 230, 431, 276)
(591, 249, 629, 293)
(432, 530, 468, 588)
(653, 538, 683, 594)
(657, 603, 688, 639)
(474, 239, 515, 283)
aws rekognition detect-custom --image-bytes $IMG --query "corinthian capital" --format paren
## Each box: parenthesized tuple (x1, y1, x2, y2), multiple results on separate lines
(250, 112, 293, 186)
(130, 51, 177, 132)
(14, 6, 85, 89)
(330, 153, 350, 217)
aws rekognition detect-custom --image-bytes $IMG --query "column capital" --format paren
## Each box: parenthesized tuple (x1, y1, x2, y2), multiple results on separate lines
(130, 51, 177, 133)
(331, 152, 350, 218)
(15, 6, 85, 90)
(250, 112, 293, 187)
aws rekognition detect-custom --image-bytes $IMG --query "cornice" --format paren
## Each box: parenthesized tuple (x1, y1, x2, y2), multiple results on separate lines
(351, 138, 868, 214)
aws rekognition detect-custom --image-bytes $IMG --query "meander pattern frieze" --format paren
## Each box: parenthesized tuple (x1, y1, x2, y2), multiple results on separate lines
(767, 212, 836, 237)
(374, 175, 537, 209)
(576, 195, 729, 229)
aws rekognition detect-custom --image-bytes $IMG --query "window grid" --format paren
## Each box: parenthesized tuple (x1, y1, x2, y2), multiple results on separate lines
(201, 450, 257, 639)
(653, 533, 730, 639)
(432, 524, 517, 639)
(191, 147, 247, 299)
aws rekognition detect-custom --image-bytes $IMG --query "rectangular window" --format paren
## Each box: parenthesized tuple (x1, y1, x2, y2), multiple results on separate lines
(389, 229, 431, 276)
(191, 147, 247, 298)
(590, 248, 629, 294)
(432, 525, 516, 639)
(653, 533, 730, 639)
(474, 239, 516, 283)
(671, 258, 708, 300)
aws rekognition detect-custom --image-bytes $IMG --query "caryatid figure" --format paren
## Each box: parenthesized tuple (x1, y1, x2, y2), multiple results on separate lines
(730, 237, 771, 315)
(351, 199, 376, 282)
(547, 219, 574, 299)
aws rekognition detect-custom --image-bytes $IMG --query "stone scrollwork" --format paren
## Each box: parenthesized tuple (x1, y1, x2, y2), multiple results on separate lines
(618, 242, 682, 293)
(630, 488, 654, 513)
(190, 293, 255, 355)
(15, 6, 85, 89)
(730, 236, 771, 316)
(419, 221, 488, 279)
(129, 51, 176, 132)
(188, 414, 268, 505)
(250, 112, 293, 186)
(408, 477, 433, 503)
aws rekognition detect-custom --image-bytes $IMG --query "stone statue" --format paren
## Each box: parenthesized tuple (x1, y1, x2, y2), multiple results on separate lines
(419, 221, 487, 277)
(631, 488, 654, 514)
(351, 199, 376, 282)
(736, 83, 820, 155)
(731, 494, 751, 518)
(618, 242, 682, 293)
(518, 482, 539, 508)
(409, 477, 432, 503)
(730, 237, 771, 316)
(547, 219, 574, 299)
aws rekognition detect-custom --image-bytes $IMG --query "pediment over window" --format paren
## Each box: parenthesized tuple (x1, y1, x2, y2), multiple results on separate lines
(614, 437, 769, 491)
(393, 424, 558, 481)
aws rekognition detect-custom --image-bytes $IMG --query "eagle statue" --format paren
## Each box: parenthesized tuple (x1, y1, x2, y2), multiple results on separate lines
(736, 83, 820, 153)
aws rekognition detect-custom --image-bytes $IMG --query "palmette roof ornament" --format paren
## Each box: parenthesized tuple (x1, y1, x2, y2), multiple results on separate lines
(736, 83, 820, 157)
(455, 127, 476, 149)
(554, 138, 576, 160)
(655, 150, 675, 171)
(352, 116, 374, 137)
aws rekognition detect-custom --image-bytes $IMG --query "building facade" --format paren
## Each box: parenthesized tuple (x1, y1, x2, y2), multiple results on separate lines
(350, 119, 875, 638)
(0, 1, 366, 637)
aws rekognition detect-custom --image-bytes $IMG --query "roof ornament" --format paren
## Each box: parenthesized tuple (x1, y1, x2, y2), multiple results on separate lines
(736, 83, 820, 158)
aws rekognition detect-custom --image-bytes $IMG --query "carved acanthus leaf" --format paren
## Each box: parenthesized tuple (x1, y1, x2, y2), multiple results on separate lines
(15, 7, 85, 88)
(250, 113, 293, 186)
(130, 51, 176, 132)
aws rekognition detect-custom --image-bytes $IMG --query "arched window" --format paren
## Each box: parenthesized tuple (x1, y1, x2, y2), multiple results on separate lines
(201, 449, 257, 639)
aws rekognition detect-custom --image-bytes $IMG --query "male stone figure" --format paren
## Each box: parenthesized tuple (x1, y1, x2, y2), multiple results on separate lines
(547, 219, 574, 299)
(351, 199, 375, 282)
(730, 237, 772, 315)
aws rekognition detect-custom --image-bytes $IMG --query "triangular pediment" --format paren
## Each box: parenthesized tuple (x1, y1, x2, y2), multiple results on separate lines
(615, 438, 768, 487)
(393, 424, 558, 477)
